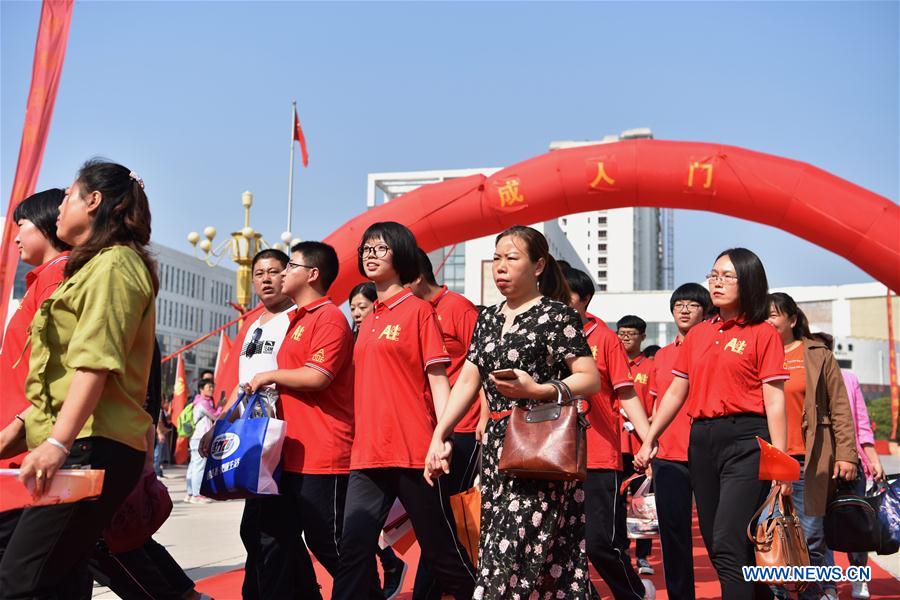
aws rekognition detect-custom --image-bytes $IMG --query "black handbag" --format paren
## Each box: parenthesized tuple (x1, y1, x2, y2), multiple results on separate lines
(824, 476, 900, 555)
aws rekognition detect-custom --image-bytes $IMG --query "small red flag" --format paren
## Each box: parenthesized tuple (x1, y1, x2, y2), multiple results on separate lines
(171, 354, 190, 464)
(756, 436, 801, 481)
(214, 332, 232, 382)
(293, 107, 309, 167)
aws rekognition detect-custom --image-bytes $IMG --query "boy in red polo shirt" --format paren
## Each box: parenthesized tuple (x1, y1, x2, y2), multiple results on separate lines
(409, 248, 484, 599)
(646, 283, 711, 600)
(616, 315, 654, 575)
(245, 241, 355, 598)
(563, 267, 655, 600)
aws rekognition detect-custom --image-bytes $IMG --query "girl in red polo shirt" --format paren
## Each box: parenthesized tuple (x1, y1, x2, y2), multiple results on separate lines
(635, 248, 790, 600)
(332, 222, 475, 600)
(647, 282, 712, 600)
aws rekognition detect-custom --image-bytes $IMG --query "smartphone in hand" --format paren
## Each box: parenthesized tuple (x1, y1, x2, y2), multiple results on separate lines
(491, 368, 517, 380)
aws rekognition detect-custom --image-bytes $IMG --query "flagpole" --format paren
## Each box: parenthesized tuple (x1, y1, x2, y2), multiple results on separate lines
(287, 100, 296, 237)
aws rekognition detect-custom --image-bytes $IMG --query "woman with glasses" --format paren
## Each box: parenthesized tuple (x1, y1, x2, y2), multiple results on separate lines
(766, 294, 857, 600)
(645, 283, 711, 600)
(332, 221, 475, 600)
(635, 248, 790, 600)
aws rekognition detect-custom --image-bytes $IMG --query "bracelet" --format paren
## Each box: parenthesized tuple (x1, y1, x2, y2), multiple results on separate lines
(46, 437, 70, 455)
(15, 414, 25, 424)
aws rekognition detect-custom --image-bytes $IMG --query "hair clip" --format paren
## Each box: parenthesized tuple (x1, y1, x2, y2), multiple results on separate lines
(129, 171, 145, 189)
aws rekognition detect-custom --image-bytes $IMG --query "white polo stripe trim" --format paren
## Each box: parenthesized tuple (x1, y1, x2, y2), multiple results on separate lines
(613, 381, 634, 390)
(672, 369, 689, 379)
(424, 357, 452, 370)
(387, 292, 414, 309)
(304, 363, 334, 379)
(761, 375, 790, 383)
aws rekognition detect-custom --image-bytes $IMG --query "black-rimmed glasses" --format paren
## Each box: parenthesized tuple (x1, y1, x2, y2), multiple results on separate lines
(357, 244, 390, 258)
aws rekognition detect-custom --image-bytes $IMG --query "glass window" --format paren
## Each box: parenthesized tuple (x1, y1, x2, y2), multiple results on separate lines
(599, 284, 607, 291)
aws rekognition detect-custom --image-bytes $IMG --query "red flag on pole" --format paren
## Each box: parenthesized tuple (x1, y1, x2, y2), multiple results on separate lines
(171, 354, 190, 464)
(0, 0, 74, 346)
(756, 436, 801, 481)
(293, 106, 309, 167)
(214, 332, 232, 381)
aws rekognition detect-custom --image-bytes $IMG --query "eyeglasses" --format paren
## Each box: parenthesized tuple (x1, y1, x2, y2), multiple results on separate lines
(673, 302, 704, 312)
(617, 331, 642, 339)
(358, 244, 390, 258)
(285, 262, 314, 272)
(706, 273, 739, 285)
(244, 327, 263, 358)
(253, 268, 283, 280)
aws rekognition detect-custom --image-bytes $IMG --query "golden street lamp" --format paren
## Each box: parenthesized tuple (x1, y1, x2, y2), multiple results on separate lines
(187, 190, 289, 311)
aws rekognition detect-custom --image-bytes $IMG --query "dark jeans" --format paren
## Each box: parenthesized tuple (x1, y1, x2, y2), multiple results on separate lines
(88, 538, 194, 600)
(654, 458, 695, 600)
(585, 468, 646, 600)
(257, 472, 348, 599)
(689, 415, 774, 600)
(0, 437, 144, 600)
(621, 453, 652, 560)
(413, 433, 480, 600)
(332, 468, 476, 600)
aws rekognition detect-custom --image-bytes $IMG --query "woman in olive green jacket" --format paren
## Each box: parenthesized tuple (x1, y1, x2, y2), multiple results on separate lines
(768, 292, 858, 600)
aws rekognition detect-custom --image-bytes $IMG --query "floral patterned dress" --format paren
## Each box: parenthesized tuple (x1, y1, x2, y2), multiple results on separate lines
(467, 297, 598, 600)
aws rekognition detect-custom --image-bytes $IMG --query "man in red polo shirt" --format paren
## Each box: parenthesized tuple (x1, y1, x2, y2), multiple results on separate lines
(245, 241, 355, 598)
(562, 267, 655, 600)
(646, 283, 711, 600)
(616, 315, 654, 575)
(409, 248, 484, 599)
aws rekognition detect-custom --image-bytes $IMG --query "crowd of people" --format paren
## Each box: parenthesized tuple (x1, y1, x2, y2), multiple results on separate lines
(0, 160, 889, 600)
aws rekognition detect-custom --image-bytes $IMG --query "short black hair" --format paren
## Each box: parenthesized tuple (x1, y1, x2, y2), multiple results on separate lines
(357, 221, 420, 285)
(199, 369, 214, 379)
(669, 282, 713, 315)
(13, 188, 71, 252)
(643, 344, 661, 358)
(616, 315, 647, 333)
(561, 266, 595, 304)
(348, 281, 376, 304)
(292, 241, 339, 291)
(252, 248, 289, 270)
(415, 248, 438, 286)
(716, 247, 770, 324)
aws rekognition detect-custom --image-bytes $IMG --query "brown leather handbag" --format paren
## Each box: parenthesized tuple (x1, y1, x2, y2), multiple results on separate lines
(747, 487, 810, 588)
(498, 380, 590, 482)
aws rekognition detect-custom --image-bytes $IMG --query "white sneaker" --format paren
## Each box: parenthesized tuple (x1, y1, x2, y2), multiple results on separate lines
(851, 581, 870, 599)
(183, 495, 192, 503)
(642, 578, 656, 600)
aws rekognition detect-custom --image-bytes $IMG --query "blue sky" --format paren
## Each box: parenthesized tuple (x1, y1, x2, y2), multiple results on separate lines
(2, 1, 897, 287)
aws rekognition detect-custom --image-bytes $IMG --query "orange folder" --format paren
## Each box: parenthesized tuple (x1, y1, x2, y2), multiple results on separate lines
(0, 468, 105, 512)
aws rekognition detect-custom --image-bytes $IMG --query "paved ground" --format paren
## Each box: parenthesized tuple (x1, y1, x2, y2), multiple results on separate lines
(93, 456, 900, 597)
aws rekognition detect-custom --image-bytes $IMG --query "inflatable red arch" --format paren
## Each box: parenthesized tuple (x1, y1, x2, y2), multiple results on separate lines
(323, 139, 900, 301)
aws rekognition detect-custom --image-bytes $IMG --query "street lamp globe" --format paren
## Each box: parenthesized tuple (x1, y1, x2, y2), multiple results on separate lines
(203, 226, 217, 240)
(281, 231, 293, 244)
(199, 239, 212, 253)
(187, 231, 200, 246)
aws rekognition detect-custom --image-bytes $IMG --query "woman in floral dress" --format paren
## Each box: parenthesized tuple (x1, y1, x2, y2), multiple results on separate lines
(425, 225, 601, 599)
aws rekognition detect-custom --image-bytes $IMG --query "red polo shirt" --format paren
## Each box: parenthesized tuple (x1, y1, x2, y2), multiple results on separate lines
(649, 337, 692, 462)
(0, 253, 69, 469)
(673, 316, 789, 419)
(584, 314, 633, 471)
(351, 288, 450, 470)
(276, 297, 355, 474)
(429, 286, 480, 433)
(626, 354, 654, 454)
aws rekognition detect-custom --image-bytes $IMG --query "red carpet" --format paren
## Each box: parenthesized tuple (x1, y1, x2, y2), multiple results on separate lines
(197, 510, 899, 598)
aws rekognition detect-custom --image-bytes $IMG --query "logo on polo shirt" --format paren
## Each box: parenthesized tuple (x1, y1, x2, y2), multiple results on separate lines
(311, 348, 326, 363)
(634, 373, 648, 384)
(291, 325, 305, 341)
(591, 345, 598, 358)
(724, 338, 747, 354)
(378, 324, 402, 341)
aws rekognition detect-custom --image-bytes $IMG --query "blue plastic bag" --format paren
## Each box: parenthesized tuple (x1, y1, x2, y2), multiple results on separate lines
(877, 476, 900, 549)
(200, 391, 286, 500)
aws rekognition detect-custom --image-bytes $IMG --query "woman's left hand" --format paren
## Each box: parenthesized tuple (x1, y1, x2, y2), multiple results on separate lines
(489, 369, 551, 401)
(245, 371, 275, 394)
(833, 460, 858, 481)
(18, 440, 69, 498)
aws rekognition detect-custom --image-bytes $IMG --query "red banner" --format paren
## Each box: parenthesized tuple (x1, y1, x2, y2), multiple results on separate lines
(0, 0, 74, 345)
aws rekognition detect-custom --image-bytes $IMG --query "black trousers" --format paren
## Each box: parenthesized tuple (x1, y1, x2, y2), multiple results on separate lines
(585, 468, 646, 600)
(88, 538, 194, 600)
(689, 415, 774, 600)
(257, 472, 348, 599)
(621, 453, 652, 560)
(240, 497, 263, 600)
(654, 458, 695, 600)
(0, 437, 144, 600)
(413, 433, 480, 600)
(333, 468, 476, 600)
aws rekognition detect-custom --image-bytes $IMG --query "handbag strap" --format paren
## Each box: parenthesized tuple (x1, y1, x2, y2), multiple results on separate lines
(620, 472, 646, 495)
(747, 486, 780, 543)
